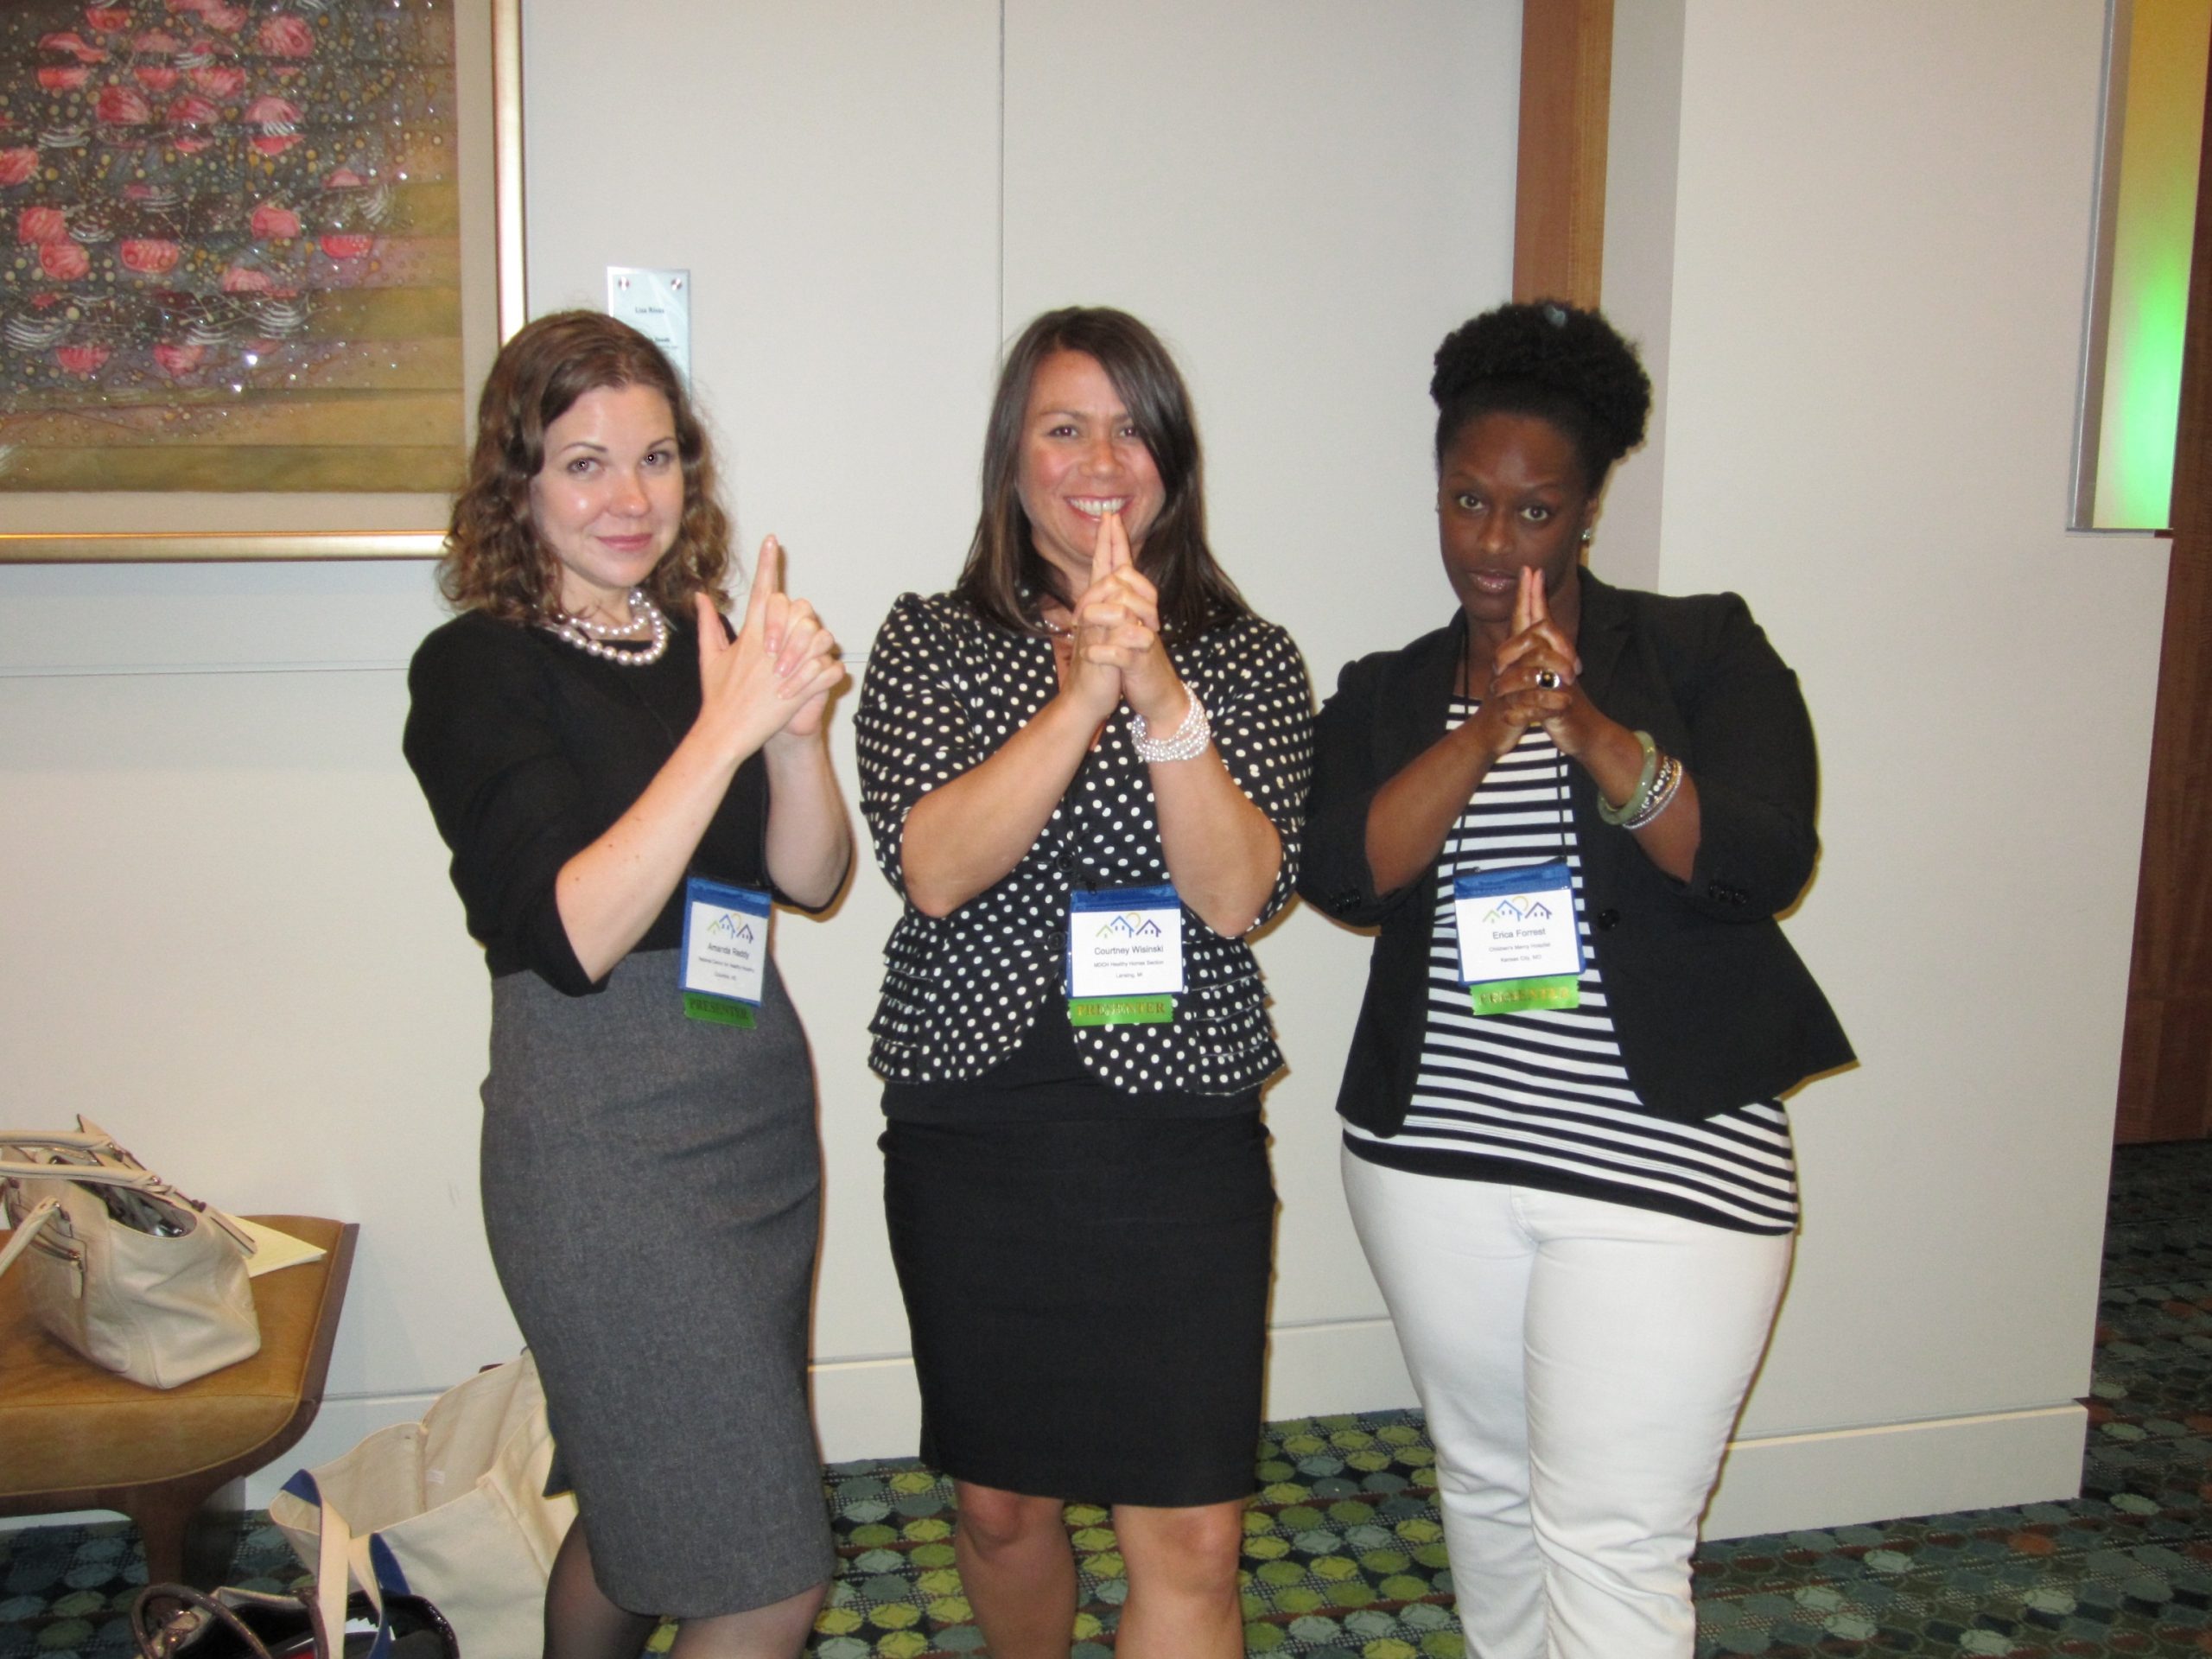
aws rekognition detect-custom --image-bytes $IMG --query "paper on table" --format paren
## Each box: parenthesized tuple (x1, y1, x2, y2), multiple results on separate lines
(234, 1217, 328, 1278)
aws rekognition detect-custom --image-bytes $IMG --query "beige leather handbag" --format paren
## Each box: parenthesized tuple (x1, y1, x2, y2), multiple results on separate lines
(0, 1117, 261, 1389)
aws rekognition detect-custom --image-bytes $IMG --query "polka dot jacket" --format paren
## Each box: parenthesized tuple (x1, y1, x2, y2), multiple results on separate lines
(855, 590, 1315, 1094)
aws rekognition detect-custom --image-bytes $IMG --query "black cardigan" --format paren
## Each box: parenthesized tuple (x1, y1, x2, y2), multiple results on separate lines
(404, 609, 839, 995)
(1298, 570, 1853, 1127)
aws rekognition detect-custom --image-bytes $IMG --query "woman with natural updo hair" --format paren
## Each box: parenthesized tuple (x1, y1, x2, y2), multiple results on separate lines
(403, 310, 849, 1659)
(1301, 301, 1852, 1658)
(855, 307, 1313, 1659)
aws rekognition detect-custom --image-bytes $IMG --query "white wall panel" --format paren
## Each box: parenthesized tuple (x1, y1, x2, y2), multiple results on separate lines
(1604, 1, 2159, 1531)
(0, 3, 1518, 1507)
(522, 0, 1004, 651)
(3, 3, 2153, 1544)
(1001, 0, 1523, 1354)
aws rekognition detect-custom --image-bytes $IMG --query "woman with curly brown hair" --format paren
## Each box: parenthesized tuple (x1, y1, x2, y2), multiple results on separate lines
(403, 310, 849, 1659)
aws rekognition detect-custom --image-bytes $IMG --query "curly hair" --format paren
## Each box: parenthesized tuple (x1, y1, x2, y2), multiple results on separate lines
(1430, 300, 1652, 492)
(952, 306, 1250, 641)
(439, 310, 732, 623)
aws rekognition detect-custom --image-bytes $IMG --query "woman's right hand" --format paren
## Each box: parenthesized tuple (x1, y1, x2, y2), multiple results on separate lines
(694, 537, 847, 757)
(1057, 510, 1141, 721)
(1462, 568, 1573, 760)
(552, 537, 847, 980)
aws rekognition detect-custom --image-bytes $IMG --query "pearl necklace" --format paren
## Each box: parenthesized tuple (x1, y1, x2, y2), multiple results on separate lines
(541, 588, 671, 665)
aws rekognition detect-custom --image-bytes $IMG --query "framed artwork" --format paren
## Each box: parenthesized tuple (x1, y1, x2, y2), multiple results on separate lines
(0, 0, 521, 561)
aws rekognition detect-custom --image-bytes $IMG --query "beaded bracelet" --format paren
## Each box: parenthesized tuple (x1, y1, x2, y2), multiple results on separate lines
(1597, 729, 1661, 825)
(1129, 691, 1211, 762)
(1624, 752, 1684, 830)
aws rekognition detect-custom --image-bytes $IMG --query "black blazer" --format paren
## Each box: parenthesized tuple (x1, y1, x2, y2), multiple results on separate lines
(1299, 570, 1853, 1127)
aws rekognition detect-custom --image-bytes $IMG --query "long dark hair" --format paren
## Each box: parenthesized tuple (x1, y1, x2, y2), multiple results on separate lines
(439, 310, 731, 623)
(952, 306, 1249, 639)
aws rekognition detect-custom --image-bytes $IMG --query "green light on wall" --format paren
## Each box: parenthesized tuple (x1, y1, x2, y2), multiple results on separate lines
(2078, 0, 2209, 531)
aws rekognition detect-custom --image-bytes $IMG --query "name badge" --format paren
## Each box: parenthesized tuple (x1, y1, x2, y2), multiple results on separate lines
(1066, 884, 1183, 1026)
(1452, 861, 1582, 1016)
(679, 877, 769, 1027)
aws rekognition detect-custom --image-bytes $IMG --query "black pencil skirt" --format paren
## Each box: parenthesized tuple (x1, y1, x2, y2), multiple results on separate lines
(881, 1109, 1277, 1508)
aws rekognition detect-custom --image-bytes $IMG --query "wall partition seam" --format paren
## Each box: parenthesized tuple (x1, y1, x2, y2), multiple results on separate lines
(997, 0, 1007, 353)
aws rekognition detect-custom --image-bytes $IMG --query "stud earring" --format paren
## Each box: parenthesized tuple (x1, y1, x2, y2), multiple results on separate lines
(1579, 527, 1593, 545)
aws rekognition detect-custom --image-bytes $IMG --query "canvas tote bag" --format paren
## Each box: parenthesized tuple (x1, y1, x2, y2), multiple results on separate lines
(270, 1351, 576, 1659)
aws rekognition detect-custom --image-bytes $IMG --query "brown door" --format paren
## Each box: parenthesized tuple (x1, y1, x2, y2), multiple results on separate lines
(2116, 67, 2212, 1143)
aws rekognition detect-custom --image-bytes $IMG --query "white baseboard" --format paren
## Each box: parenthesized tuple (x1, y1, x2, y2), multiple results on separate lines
(1, 1337, 2087, 1549)
(812, 1354, 924, 1465)
(810, 1317, 1419, 1465)
(1261, 1318, 1420, 1423)
(1702, 1402, 2088, 1540)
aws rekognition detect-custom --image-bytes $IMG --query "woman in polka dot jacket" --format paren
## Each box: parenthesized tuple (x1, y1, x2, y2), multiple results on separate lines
(855, 307, 1314, 1659)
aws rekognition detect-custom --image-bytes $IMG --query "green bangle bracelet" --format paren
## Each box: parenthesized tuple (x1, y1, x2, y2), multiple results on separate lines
(1598, 729, 1660, 825)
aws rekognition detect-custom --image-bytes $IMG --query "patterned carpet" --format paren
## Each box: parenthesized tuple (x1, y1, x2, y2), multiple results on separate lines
(4, 1140, 2208, 1658)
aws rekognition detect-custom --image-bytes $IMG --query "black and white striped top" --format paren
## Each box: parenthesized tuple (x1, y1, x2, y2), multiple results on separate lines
(1343, 702, 1799, 1235)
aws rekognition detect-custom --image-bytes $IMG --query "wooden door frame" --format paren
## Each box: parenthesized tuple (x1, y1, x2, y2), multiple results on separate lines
(1516, 0, 1615, 307)
(2115, 46, 2212, 1142)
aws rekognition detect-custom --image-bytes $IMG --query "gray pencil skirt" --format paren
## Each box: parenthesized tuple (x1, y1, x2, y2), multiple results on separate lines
(480, 950, 833, 1618)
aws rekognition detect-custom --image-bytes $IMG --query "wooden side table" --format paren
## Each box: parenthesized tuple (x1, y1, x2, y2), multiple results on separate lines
(0, 1214, 358, 1586)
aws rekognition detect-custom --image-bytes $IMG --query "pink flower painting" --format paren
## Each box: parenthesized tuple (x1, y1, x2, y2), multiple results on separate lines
(94, 83, 153, 125)
(38, 239, 91, 280)
(257, 14, 313, 58)
(250, 202, 301, 240)
(187, 62, 243, 97)
(2, 0, 471, 491)
(118, 238, 180, 273)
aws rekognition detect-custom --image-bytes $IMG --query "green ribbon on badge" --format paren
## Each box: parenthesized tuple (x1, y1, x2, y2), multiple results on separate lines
(1068, 995, 1177, 1027)
(683, 993, 756, 1028)
(1468, 976, 1581, 1017)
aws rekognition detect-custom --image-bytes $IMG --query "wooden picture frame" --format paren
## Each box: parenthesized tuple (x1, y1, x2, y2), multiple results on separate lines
(0, 0, 522, 563)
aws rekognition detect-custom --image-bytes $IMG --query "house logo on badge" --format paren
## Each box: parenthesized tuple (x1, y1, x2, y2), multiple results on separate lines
(708, 912, 757, 945)
(1096, 914, 1163, 939)
(1482, 898, 1554, 925)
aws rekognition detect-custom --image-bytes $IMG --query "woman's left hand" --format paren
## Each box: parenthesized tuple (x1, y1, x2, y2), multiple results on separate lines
(1491, 568, 1606, 759)
(1074, 509, 1189, 731)
(752, 537, 848, 745)
(1502, 568, 1702, 876)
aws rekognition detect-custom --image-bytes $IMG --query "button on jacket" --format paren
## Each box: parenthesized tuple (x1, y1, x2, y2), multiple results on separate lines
(856, 590, 1315, 1095)
(1300, 570, 1853, 1128)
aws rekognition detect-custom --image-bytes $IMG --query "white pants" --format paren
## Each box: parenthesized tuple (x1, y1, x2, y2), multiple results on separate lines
(1343, 1149, 1792, 1659)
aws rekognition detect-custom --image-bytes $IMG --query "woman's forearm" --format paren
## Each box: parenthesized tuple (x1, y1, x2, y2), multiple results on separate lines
(1564, 715, 1703, 883)
(899, 691, 1109, 917)
(554, 724, 752, 982)
(1152, 750, 1281, 938)
(763, 728, 850, 909)
(1365, 721, 1510, 896)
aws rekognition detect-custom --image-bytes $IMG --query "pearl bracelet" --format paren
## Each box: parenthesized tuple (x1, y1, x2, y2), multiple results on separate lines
(1128, 691, 1211, 762)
